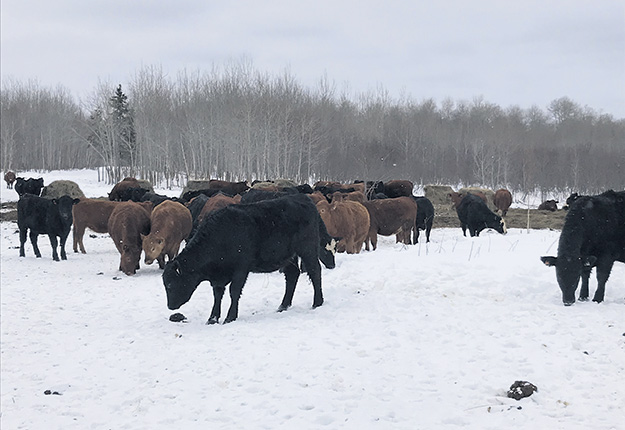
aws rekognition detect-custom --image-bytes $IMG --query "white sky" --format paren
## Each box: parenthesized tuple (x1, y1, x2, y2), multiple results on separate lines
(2, 0, 624, 117)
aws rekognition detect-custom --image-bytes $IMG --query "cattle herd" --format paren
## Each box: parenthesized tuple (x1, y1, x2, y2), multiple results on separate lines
(5, 170, 624, 322)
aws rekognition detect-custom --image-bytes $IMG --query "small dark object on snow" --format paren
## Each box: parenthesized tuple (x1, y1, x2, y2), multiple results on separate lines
(507, 381, 538, 400)
(169, 312, 187, 322)
(44, 390, 61, 395)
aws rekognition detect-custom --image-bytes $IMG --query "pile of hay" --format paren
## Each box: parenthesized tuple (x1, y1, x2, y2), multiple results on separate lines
(424, 185, 455, 205)
(41, 180, 86, 199)
(180, 180, 212, 198)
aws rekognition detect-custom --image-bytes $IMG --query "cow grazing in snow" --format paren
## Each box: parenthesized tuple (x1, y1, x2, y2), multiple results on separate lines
(142, 200, 192, 269)
(162, 194, 337, 324)
(18, 194, 79, 261)
(108, 201, 153, 275)
(455, 193, 507, 237)
(541, 190, 625, 305)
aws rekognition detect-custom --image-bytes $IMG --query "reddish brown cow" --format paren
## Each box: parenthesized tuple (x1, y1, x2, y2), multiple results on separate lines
(4, 171, 16, 189)
(330, 190, 367, 204)
(538, 200, 558, 211)
(316, 199, 370, 254)
(363, 197, 417, 251)
(196, 193, 242, 225)
(109, 178, 141, 201)
(108, 201, 153, 275)
(142, 200, 193, 269)
(384, 180, 414, 198)
(493, 189, 513, 216)
(73, 198, 119, 253)
(208, 179, 249, 195)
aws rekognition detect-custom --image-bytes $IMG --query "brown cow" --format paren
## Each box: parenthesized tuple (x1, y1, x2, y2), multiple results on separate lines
(208, 179, 249, 195)
(538, 200, 558, 211)
(363, 197, 417, 251)
(108, 201, 153, 275)
(142, 200, 193, 269)
(330, 190, 367, 204)
(384, 180, 414, 198)
(493, 188, 513, 216)
(316, 199, 370, 254)
(196, 193, 242, 226)
(4, 171, 16, 189)
(73, 198, 121, 253)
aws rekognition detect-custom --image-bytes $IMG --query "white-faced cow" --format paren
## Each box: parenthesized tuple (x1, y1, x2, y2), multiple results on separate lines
(162, 194, 336, 324)
(541, 190, 625, 305)
(18, 194, 79, 261)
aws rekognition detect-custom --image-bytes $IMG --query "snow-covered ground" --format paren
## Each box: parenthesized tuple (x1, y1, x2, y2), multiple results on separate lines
(1, 170, 624, 429)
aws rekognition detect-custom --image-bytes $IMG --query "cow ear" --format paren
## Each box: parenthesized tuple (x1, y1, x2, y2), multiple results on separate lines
(140, 233, 146, 240)
(540, 256, 557, 267)
(583, 256, 597, 267)
(73, 198, 80, 205)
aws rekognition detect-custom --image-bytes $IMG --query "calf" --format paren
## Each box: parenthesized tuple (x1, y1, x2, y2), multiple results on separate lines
(541, 190, 625, 305)
(162, 194, 336, 324)
(493, 188, 513, 216)
(456, 193, 507, 237)
(4, 171, 16, 189)
(15, 177, 44, 196)
(413, 196, 435, 243)
(108, 201, 153, 275)
(363, 196, 417, 251)
(18, 194, 79, 261)
(316, 199, 370, 254)
(142, 200, 193, 269)
(538, 200, 558, 211)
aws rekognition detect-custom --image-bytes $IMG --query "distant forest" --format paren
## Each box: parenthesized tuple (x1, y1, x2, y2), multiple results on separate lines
(2, 62, 624, 194)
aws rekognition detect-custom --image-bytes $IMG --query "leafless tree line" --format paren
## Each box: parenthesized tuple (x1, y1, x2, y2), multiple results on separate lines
(2, 63, 624, 194)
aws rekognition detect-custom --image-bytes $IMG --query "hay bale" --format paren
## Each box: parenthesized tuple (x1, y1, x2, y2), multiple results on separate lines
(180, 180, 212, 199)
(424, 185, 455, 205)
(41, 180, 85, 199)
(458, 187, 496, 211)
(135, 179, 154, 193)
(273, 179, 297, 188)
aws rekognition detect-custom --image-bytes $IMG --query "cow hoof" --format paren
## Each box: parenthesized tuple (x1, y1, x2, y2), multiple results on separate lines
(592, 298, 604, 304)
(277, 304, 290, 312)
(579, 297, 589, 302)
(223, 316, 237, 324)
(563, 302, 574, 306)
(206, 317, 219, 325)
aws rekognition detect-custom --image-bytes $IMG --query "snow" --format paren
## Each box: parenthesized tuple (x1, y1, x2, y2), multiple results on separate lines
(1, 170, 624, 430)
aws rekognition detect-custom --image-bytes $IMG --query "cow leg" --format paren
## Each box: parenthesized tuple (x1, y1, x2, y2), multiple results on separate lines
(208, 285, 226, 324)
(278, 258, 300, 312)
(461, 224, 467, 237)
(59, 234, 68, 260)
(301, 253, 323, 308)
(578, 266, 592, 301)
(48, 234, 60, 261)
(19, 228, 28, 257)
(224, 271, 249, 324)
(73, 224, 86, 253)
(30, 231, 42, 258)
(157, 254, 166, 269)
(370, 233, 378, 251)
(592, 261, 614, 303)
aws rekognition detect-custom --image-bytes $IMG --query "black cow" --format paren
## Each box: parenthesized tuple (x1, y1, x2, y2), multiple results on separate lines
(162, 194, 337, 324)
(240, 188, 294, 204)
(180, 188, 230, 204)
(14, 177, 44, 197)
(456, 193, 507, 237)
(563, 192, 583, 210)
(541, 190, 625, 305)
(141, 191, 179, 207)
(117, 186, 149, 202)
(413, 196, 435, 243)
(18, 194, 79, 261)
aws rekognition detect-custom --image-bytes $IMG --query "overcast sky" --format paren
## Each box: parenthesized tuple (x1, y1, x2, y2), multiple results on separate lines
(2, 0, 624, 118)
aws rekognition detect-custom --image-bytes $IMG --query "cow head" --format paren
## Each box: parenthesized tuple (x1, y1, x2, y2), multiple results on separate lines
(540, 255, 597, 305)
(319, 237, 338, 269)
(53, 196, 80, 226)
(486, 214, 507, 235)
(119, 243, 142, 276)
(162, 259, 201, 310)
(142, 234, 164, 265)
